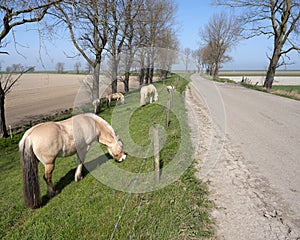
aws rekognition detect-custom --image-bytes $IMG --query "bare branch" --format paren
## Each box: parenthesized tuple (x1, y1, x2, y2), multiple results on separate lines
(0, 0, 63, 42)
(3, 66, 34, 94)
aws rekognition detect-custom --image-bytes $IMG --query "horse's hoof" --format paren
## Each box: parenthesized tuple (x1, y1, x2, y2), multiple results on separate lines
(75, 175, 83, 182)
(47, 190, 58, 198)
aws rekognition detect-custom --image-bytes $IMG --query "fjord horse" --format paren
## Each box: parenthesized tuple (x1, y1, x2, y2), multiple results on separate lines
(106, 92, 125, 108)
(140, 84, 158, 106)
(92, 98, 101, 114)
(19, 113, 126, 209)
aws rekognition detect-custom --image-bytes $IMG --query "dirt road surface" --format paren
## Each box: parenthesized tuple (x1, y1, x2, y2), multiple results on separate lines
(186, 74, 300, 239)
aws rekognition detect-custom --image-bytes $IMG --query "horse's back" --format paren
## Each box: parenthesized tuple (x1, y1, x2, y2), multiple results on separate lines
(66, 113, 108, 144)
(20, 122, 65, 163)
(22, 122, 61, 144)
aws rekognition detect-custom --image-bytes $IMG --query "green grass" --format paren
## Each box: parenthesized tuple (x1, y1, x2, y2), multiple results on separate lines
(241, 83, 300, 101)
(0, 76, 213, 239)
(272, 85, 300, 94)
(219, 70, 300, 77)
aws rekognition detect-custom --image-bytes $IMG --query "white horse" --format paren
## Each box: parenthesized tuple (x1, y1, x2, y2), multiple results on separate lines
(19, 113, 126, 208)
(92, 98, 101, 114)
(140, 84, 158, 106)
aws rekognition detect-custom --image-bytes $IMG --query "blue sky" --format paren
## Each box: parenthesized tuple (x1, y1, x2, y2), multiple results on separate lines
(175, 0, 300, 70)
(1, 0, 299, 71)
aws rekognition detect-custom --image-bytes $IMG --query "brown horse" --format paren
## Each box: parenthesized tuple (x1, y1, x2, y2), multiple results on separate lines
(106, 92, 125, 108)
(19, 113, 126, 209)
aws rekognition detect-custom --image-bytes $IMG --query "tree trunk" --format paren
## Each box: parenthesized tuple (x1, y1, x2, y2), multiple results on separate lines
(163, 70, 168, 79)
(264, 49, 281, 89)
(213, 62, 219, 79)
(149, 57, 155, 83)
(111, 57, 120, 94)
(264, 66, 276, 89)
(111, 78, 117, 93)
(139, 56, 145, 85)
(145, 68, 150, 84)
(124, 71, 130, 92)
(92, 62, 101, 101)
(139, 69, 144, 85)
(0, 87, 8, 138)
(149, 67, 154, 83)
(145, 54, 151, 84)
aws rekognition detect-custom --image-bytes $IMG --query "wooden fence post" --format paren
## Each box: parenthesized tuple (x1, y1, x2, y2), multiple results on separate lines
(166, 100, 170, 128)
(153, 123, 160, 185)
(166, 87, 173, 128)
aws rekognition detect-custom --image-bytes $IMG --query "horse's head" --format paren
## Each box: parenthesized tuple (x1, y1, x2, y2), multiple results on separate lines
(108, 139, 126, 162)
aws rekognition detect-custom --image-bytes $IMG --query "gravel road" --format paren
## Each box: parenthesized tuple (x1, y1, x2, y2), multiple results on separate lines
(186, 74, 300, 239)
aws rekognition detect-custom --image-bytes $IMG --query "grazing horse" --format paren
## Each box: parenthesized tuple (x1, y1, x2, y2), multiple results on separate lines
(19, 113, 126, 209)
(106, 92, 125, 108)
(92, 98, 101, 114)
(140, 84, 158, 106)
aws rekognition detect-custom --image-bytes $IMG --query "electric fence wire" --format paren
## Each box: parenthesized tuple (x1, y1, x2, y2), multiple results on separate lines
(110, 88, 170, 239)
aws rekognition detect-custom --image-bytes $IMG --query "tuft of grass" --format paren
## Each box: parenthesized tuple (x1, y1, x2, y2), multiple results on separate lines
(0, 76, 214, 239)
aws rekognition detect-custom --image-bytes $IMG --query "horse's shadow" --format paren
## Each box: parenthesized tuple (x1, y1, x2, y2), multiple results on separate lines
(41, 153, 111, 206)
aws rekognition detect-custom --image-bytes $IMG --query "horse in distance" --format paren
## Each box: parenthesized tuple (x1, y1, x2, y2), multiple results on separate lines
(106, 92, 125, 108)
(19, 113, 126, 209)
(140, 84, 158, 106)
(92, 98, 101, 114)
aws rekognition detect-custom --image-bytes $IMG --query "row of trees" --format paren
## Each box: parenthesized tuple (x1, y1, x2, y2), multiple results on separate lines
(0, 0, 178, 137)
(50, 0, 178, 98)
(195, 0, 299, 89)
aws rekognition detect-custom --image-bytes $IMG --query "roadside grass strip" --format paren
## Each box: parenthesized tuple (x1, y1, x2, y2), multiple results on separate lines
(0, 75, 214, 239)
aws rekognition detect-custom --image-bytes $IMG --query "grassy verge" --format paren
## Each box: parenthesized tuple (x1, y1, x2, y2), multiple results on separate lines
(219, 70, 300, 77)
(241, 83, 300, 101)
(0, 75, 213, 239)
(199, 72, 300, 101)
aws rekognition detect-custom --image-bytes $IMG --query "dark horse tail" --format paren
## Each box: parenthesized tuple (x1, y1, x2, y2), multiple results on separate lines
(20, 136, 41, 208)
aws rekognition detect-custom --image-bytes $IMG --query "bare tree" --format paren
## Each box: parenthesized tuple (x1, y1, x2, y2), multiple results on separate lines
(56, 62, 64, 73)
(111, 0, 146, 92)
(0, 67, 33, 137)
(121, 0, 144, 92)
(0, 0, 62, 53)
(11, 63, 23, 72)
(182, 47, 192, 72)
(192, 48, 204, 74)
(199, 12, 242, 79)
(214, 0, 300, 89)
(0, 0, 61, 138)
(54, 0, 109, 100)
(74, 62, 81, 74)
(156, 29, 179, 78)
(106, 0, 134, 93)
(201, 44, 214, 75)
(136, 0, 178, 84)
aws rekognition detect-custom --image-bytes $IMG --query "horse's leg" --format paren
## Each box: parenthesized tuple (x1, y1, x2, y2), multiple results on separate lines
(43, 163, 57, 198)
(75, 162, 83, 182)
(75, 147, 88, 182)
(150, 94, 153, 103)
